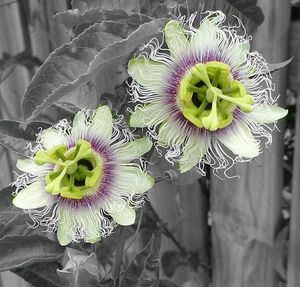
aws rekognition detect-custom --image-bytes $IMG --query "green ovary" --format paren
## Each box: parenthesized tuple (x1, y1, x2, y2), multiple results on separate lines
(178, 61, 254, 131)
(34, 139, 103, 200)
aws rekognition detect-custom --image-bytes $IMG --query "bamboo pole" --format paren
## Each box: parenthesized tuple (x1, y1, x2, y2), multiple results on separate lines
(210, 1, 290, 287)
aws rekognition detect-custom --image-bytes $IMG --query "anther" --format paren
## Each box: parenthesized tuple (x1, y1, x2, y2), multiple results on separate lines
(212, 68, 221, 86)
(55, 150, 67, 161)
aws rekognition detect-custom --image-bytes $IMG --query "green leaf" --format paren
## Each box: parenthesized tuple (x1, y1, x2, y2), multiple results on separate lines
(268, 57, 293, 73)
(0, 186, 53, 239)
(159, 280, 179, 287)
(71, 0, 146, 14)
(23, 18, 168, 124)
(13, 261, 65, 287)
(0, 120, 51, 155)
(22, 22, 122, 124)
(0, 186, 14, 210)
(71, 0, 100, 12)
(161, 250, 182, 277)
(36, 102, 80, 123)
(54, 9, 152, 32)
(0, 235, 64, 271)
(120, 235, 160, 287)
(224, 0, 264, 26)
(189, 0, 264, 32)
(57, 247, 101, 287)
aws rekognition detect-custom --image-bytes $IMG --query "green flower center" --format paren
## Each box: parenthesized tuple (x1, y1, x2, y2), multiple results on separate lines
(34, 139, 103, 199)
(178, 61, 254, 131)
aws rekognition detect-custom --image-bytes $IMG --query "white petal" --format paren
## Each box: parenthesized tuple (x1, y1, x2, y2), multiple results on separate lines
(40, 128, 67, 149)
(226, 41, 250, 67)
(102, 198, 136, 225)
(57, 207, 74, 246)
(113, 137, 152, 161)
(109, 205, 136, 226)
(164, 20, 189, 59)
(13, 181, 54, 209)
(178, 135, 210, 173)
(88, 106, 113, 141)
(190, 15, 227, 55)
(158, 120, 185, 146)
(218, 121, 260, 158)
(114, 166, 154, 195)
(129, 104, 167, 128)
(16, 159, 50, 175)
(75, 209, 101, 243)
(128, 57, 168, 94)
(251, 104, 288, 124)
(71, 111, 87, 138)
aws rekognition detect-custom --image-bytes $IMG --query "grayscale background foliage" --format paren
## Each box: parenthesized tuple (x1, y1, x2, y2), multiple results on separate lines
(0, 0, 299, 286)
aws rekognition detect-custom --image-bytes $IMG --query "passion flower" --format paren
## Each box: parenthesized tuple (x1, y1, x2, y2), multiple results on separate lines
(13, 106, 154, 245)
(128, 11, 288, 173)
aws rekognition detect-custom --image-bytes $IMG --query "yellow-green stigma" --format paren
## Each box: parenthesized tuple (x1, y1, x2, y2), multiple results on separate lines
(34, 139, 103, 199)
(179, 61, 254, 131)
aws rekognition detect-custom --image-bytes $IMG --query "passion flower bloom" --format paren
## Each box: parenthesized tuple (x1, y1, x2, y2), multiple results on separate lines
(13, 106, 154, 245)
(128, 11, 288, 174)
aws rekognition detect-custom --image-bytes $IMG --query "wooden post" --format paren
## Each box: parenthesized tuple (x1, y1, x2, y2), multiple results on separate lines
(287, 81, 300, 285)
(149, 153, 209, 286)
(210, 1, 290, 287)
(0, 1, 68, 286)
(0, 1, 31, 285)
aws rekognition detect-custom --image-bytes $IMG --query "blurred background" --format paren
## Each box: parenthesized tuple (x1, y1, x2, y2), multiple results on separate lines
(0, 0, 300, 286)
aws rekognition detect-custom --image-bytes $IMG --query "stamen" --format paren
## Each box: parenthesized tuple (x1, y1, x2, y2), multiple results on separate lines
(192, 64, 212, 88)
(46, 167, 67, 194)
(196, 99, 209, 117)
(187, 83, 206, 95)
(55, 150, 67, 161)
(217, 93, 253, 112)
(70, 174, 75, 192)
(179, 61, 254, 131)
(202, 93, 218, 131)
(212, 68, 221, 86)
(38, 139, 102, 199)
(222, 86, 240, 95)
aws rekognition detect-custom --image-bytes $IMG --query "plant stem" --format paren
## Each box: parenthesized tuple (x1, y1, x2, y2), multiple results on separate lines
(112, 226, 126, 287)
(146, 201, 187, 256)
(125, 209, 143, 253)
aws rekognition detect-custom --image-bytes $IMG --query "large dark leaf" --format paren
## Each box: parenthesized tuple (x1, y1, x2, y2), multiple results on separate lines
(71, 0, 179, 18)
(57, 248, 101, 287)
(71, 0, 100, 12)
(0, 235, 64, 271)
(36, 102, 80, 123)
(0, 120, 51, 155)
(54, 9, 152, 32)
(22, 22, 122, 124)
(71, 0, 146, 13)
(120, 236, 160, 287)
(14, 261, 65, 287)
(0, 186, 54, 239)
(189, 0, 264, 32)
(161, 251, 182, 277)
(159, 280, 179, 287)
(0, 186, 30, 238)
(224, 0, 264, 25)
(23, 18, 167, 124)
(0, 185, 14, 210)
